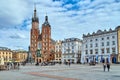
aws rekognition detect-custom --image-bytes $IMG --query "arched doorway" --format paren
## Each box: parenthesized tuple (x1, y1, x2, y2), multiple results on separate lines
(39, 59, 41, 63)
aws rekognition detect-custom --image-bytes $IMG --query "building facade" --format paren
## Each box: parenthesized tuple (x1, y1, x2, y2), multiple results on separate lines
(116, 26, 120, 63)
(62, 38, 82, 64)
(55, 40, 62, 63)
(30, 6, 54, 62)
(81, 26, 120, 63)
(12, 50, 28, 62)
(50, 39, 56, 61)
(0, 47, 12, 63)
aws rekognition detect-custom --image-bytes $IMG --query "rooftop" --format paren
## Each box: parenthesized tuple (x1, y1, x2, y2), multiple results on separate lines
(83, 27, 119, 38)
(0, 47, 11, 51)
(62, 38, 82, 43)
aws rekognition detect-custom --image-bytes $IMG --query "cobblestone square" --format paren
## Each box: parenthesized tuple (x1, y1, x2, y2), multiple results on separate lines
(0, 64, 120, 80)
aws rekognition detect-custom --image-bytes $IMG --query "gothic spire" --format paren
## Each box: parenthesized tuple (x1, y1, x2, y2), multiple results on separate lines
(45, 12, 48, 22)
(34, 3, 36, 18)
(32, 3, 39, 23)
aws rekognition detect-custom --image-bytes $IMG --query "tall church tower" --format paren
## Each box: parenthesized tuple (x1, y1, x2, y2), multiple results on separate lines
(30, 5, 40, 59)
(41, 15, 52, 61)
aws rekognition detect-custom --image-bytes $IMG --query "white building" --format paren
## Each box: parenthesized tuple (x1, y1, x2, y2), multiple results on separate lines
(62, 38, 82, 64)
(81, 28, 118, 64)
(55, 40, 62, 63)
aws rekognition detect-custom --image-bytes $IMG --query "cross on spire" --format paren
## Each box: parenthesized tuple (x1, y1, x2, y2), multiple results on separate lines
(34, 3, 37, 17)
(32, 3, 39, 23)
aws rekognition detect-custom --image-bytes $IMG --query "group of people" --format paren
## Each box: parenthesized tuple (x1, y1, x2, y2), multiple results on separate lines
(6, 62, 20, 70)
(64, 61, 71, 66)
(103, 59, 110, 72)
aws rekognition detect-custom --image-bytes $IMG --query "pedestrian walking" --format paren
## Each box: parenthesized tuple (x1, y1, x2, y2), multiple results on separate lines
(7, 63, 9, 70)
(18, 63, 20, 70)
(68, 61, 71, 67)
(106, 58, 110, 72)
(107, 63, 110, 72)
(103, 63, 106, 72)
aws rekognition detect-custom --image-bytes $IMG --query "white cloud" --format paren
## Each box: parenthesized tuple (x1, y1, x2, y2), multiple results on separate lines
(0, 0, 120, 50)
(78, 0, 91, 5)
(64, 4, 74, 8)
(0, 0, 32, 28)
(0, 28, 29, 50)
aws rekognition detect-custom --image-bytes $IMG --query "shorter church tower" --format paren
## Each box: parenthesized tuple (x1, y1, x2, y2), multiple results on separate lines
(41, 15, 52, 61)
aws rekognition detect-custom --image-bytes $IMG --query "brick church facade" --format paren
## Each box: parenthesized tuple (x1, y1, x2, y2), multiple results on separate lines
(30, 6, 55, 63)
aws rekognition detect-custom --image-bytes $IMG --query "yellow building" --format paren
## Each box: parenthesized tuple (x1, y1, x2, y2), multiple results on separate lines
(117, 26, 120, 62)
(0, 47, 12, 63)
(55, 40, 62, 63)
(13, 50, 28, 62)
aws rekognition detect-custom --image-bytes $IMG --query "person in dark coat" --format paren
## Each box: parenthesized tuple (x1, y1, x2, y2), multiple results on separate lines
(107, 63, 110, 71)
(103, 63, 106, 72)
(18, 63, 20, 70)
(68, 61, 71, 67)
(106, 58, 110, 72)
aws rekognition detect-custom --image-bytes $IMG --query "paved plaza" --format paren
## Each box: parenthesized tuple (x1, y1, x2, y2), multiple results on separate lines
(0, 63, 120, 80)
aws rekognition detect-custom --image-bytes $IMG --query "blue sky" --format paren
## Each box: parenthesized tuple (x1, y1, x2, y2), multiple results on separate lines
(0, 0, 120, 50)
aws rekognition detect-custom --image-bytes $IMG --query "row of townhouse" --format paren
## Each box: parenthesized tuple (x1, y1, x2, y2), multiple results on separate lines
(81, 26, 120, 64)
(0, 47, 28, 64)
(54, 26, 120, 64)
(55, 38, 82, 64)
(61, 38, 82, 63)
